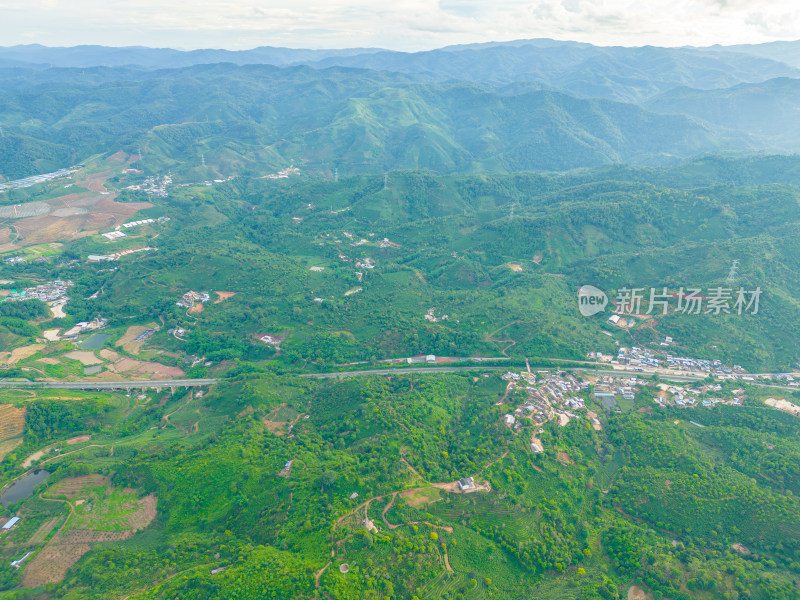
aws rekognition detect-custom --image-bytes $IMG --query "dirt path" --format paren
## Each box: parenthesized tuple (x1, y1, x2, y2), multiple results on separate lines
(315, 561, 331, 588)
(39, 445, 107, 466)
(443, 547, 454, 573)
(484, 320, 532, 356)
(401, 457, 426, 482)
(382, 493, 399, 529)
(476, 449, 509, 476)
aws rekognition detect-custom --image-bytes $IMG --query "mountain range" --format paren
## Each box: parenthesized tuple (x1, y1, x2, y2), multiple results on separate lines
(1, 38, 800, 180)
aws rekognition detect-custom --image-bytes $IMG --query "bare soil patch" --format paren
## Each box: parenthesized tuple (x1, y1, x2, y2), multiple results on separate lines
(5, 344, 45, 365)
(64, 351, 103, 366)
(66, 435, 91, 445)
(107, 357, 184, 378)
(263, 418, 288, 436)
(74, 170, 113, 193)
(99, 348, 122, 361)
(214, 291, 236, 303)
(188, 303, 204, 314)
(22, 540, 92, 587)
(627, 585, 650, 600)
(22, 448, 48, 468)
(115, 324, 157, 355)
(765, 397, 800, 417)
(128, 493, 157, 529)
(556, 451, 574, 465)
(507, 263, 523, 272)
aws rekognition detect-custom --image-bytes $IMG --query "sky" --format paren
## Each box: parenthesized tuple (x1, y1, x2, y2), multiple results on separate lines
(1, 0, 799, 51)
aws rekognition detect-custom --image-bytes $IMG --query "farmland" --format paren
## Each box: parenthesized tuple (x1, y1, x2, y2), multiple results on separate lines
(22, 477, 157, 587)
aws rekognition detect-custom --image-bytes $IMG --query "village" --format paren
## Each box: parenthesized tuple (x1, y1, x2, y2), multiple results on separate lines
(498, 361, 798, 457)
(1, 280, 72, 304)
(125, 174, 172, 196)
(588, 344, 761, 381)
(176, 290, 211, 309)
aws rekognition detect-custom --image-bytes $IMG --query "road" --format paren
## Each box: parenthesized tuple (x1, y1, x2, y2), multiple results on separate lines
(0, 365, 794, 391)
(302, 366, 510, 379)
(301, 366, 800, 390)
(0, 378, 218, 390)
(301, 365, 706, 381)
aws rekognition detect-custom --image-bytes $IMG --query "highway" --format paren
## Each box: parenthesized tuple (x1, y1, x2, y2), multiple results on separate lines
(300, 365, 706, 382)
(301, 366, 510, 379)
(0, 365, 794, 391)
(0, 378, 218, 390)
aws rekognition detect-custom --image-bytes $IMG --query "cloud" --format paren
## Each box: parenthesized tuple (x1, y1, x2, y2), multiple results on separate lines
(0, 0, 798, 50)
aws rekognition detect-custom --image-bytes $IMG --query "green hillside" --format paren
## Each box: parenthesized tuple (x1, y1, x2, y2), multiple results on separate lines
(0, 64, 735, 182)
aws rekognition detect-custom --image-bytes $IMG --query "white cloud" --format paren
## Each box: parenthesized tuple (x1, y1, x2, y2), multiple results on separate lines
(0, 0, 798, 50)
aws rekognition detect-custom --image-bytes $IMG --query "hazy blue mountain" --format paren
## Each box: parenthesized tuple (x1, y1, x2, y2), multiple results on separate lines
(0, 44, 384, 69)
(308, 44, 800, 102)
(698, 39, 800, 69)
(2, 41, 798, 105)
(645, 77, 800, 152)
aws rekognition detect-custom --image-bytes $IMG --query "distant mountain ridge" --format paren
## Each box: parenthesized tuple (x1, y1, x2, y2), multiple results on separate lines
(2, 39, 800, 104)
(3, 39, 800, 179)
(0, 44, 386, 69)
(0, 64, 741, 180)
(646, 77, 800, 152)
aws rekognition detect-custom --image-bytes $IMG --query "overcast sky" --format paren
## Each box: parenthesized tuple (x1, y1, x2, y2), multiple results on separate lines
(1, 0, 798, 50)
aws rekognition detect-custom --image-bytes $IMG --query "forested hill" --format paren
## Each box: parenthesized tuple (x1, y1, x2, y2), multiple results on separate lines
(0, 63, 740, 181)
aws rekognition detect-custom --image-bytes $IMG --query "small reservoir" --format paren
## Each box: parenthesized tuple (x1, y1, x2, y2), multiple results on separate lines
(1, 470, 51, 507)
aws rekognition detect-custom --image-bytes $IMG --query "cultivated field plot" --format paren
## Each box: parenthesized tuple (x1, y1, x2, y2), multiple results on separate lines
(115, 324, 158, 355)
(66, 486, 156, 532)
(23, 483, 156, 586)
(2, 194, 152, 250)
(64, 351, 104, 366)
(262, 403, 303, 436)
(0, 159, 152, 252)
(401, 487, 442, 508)
(1, 344, 45, 365)
(45, 474, 109, 500)
(0, 404, 26, 442)
(62, 346, 185, 379)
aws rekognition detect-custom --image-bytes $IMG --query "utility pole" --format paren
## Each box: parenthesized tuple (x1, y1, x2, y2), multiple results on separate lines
(334, 168, 339, 182)
(726, 259, 740, 284)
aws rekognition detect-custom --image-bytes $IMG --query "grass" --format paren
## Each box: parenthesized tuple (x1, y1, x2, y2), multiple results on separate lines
(66, 486, 143, 532)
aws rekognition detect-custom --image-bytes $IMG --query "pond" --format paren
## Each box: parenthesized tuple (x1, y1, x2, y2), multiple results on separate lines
(1, 470, 51, 507)
(82, 333, 111, 350)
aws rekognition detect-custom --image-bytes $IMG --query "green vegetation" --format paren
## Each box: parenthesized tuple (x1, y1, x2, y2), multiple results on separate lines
(0, 49, 799, 599)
